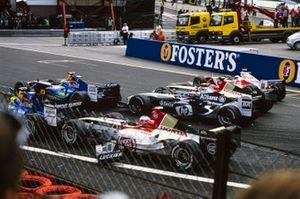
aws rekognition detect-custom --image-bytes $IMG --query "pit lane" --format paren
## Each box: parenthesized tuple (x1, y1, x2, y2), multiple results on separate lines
(1, 43, 300, 198)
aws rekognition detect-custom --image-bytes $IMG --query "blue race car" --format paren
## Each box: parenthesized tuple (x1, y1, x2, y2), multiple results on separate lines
(8, 87, 82, 136)
(13, 72, 121, 108)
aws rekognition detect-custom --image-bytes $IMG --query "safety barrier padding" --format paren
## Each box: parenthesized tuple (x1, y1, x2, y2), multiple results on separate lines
(68, 30, 176, 45)
(125, 38, 300, 88)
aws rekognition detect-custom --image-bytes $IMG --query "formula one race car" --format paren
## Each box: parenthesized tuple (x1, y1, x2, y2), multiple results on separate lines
(60, 112, 241, 170)
(7, 87, 82, 136)
(168, 70, 286, 102)
(127, 82, 261, 126)
(13, 72, 121, 108)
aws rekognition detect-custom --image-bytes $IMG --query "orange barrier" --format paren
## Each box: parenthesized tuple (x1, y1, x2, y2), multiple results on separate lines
(21, 170, 29, 178)
(17, 192, 35, 199)
(19, 175, 52, 193)
(35, 185, 82, 199)
(71, 193, 98, 199)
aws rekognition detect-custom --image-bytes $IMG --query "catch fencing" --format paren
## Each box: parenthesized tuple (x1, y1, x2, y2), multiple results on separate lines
(1, 90, 300, 199)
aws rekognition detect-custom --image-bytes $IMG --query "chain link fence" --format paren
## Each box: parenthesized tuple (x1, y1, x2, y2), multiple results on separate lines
(1, 88, 300, 199)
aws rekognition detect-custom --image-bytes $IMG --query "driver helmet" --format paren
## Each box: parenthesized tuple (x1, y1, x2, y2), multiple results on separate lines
(234, 75, 240, 79)
(217, 77, 225, 86)
(138, 115, 154, 127)
(66, 71, 76, 81)
(17, 87, 28, 100)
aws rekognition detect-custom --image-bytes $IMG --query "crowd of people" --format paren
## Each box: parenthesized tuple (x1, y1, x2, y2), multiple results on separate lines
(274, 3, 300, 28)
(0, 1, 39, 29)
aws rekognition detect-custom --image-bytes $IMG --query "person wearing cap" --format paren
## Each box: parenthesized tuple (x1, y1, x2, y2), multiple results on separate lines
(155, 25, 165, 41)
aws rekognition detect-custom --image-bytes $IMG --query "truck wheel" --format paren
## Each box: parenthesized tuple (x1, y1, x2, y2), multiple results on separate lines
(217, 106, 241, 126)
(193, 76, 207, 87)
(128, 96, 145, 115)
(269, 38, 279, 43)
(294, 42, 300, 51)
(171, 140, 202, 170)
(196, 33, 207, 43)
(230, 33, 241, 45)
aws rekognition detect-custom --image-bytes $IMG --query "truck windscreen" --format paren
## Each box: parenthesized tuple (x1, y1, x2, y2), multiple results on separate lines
(176, 15, 189, 26)
(210, 15, 222, 26)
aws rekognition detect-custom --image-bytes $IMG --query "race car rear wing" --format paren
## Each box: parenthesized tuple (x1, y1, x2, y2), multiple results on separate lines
(44, 101, 82, 127)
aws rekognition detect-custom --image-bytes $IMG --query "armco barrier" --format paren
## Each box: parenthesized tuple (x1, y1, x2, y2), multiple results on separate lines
(126, 38, 300, 88)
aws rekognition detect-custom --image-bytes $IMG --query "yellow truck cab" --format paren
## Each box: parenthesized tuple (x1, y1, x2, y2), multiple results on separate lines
(176, 11, 210, 43)
(209, 11, 300, 44)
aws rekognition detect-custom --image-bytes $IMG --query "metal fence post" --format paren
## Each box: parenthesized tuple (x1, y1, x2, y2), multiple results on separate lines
(212, 130, 231, 199)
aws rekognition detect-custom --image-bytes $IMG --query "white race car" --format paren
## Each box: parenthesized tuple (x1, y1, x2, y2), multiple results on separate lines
(61, 112, 241, 170)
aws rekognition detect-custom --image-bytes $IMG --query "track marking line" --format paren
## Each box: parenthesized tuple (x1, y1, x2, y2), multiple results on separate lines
(1, 44, 300, 94)
(21, 145, 250, 189)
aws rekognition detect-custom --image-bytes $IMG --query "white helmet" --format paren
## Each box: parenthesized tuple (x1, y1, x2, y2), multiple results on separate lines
(139, 115, 150, 126)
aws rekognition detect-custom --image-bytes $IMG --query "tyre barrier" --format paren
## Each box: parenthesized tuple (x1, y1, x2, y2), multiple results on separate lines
(21, 170, 29, 178)
(19, 175, 52, 193)
(17, 192, 35, 199)
(70, 193, 98, 199)
(35, 185, 82, 199)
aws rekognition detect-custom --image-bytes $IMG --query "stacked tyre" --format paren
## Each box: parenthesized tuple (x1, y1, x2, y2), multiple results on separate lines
(18, 170, 98, 199)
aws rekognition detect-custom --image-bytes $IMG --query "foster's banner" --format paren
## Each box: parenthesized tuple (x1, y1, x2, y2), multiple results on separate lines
(126, 38, 300, 88)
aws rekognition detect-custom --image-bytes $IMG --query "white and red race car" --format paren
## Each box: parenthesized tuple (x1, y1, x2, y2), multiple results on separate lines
(60, 112, 241, 170)
(165, 71, 286, 102)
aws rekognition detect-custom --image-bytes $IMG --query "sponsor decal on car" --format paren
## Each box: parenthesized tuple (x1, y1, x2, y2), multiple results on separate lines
(117, 137, 136, 152)
(159, 100, 174, 108)
(160, 43, 239, 73)
(44, 106, 57, 127)
(241, 99, 252, 109)
(96, 142, 123, 161)
(88, 84, 98, 102)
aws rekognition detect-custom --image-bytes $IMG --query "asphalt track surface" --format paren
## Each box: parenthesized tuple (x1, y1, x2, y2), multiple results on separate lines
(1, 44, 300, 199)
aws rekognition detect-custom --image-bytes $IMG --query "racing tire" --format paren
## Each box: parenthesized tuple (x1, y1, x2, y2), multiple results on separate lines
(217, 106, 241, 126)
(153, 87, 174, 94)
(200, 137, 217, 164)
(171, 140, 203, 171)
(35, 185, 81, 198)
(24, 113, 46, 139)
(14, 81, 28, 95)
(259, 100, 274, 113)
(61, 121, 83, 145)
(19, 175, 52, 193)
(196, 33, 207, 44)
(193, 76, 207, 87)
(104, 112, 124, 120)
(128, 96, 146, 115)
(274, 83, 286, 101)
(69, 92, 90, 106)
(294, 42, 300, 51)
(230, 33, 242, 45)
